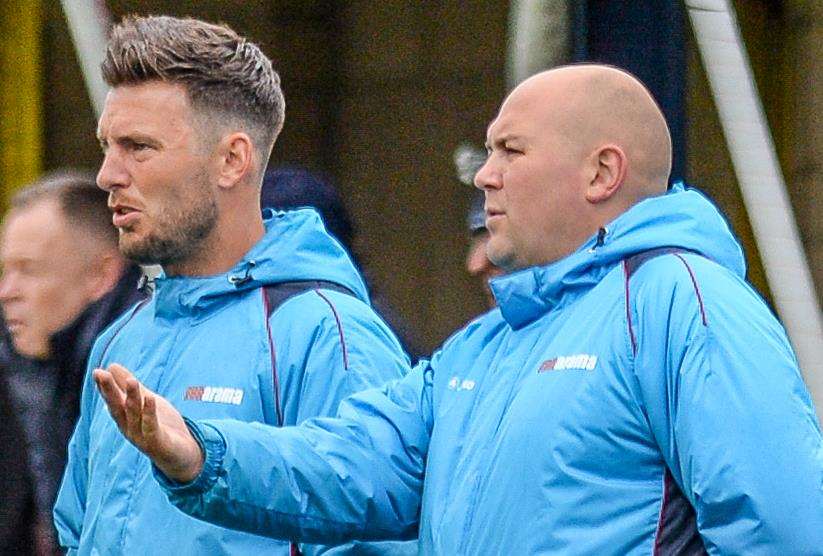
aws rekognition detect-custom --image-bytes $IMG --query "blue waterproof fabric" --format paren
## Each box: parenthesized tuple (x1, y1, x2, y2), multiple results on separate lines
(163, 186, 822, 554)
(53, 209, 414, 555)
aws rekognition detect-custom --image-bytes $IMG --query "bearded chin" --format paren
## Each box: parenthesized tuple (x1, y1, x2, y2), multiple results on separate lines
(119, 194, 218, 267)
(120, 232, 193, 266)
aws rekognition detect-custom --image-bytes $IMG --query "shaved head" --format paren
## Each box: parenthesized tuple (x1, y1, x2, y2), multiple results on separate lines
(507, 65, 672, 199)
(475, 64, 674, 269)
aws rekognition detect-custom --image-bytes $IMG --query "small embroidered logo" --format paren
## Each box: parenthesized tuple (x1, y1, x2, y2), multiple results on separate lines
(539, 359, 557, 372)
(538, 354, 598, 373)
(184, 386, 244, 405)
(447, 376, 476, 391)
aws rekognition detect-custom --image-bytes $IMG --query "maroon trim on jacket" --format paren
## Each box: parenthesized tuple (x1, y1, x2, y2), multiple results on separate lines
(261, 288, 284, 427)
(623, 248, 708, 556)
(313, 290, 349, 370)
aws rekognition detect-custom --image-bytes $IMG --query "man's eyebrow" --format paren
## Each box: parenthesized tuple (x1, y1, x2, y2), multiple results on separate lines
(483, 118, 497, 146)
(2, 254, 36, 266)
(98, 131, 161, 147)
(486, 133, 520, 149)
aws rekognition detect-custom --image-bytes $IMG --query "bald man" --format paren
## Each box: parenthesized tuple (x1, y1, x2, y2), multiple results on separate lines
(96, 65, 822, 554)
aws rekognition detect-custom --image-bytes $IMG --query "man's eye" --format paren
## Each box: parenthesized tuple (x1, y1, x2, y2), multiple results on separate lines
(123, 140, 152, 153)
(13, 263, 36, 276)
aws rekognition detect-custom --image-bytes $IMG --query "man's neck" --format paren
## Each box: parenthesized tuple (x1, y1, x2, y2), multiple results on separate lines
(164, 216, 266, 277)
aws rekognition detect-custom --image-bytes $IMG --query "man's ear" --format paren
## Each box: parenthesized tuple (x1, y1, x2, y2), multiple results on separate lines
(85, 250, 126, 303)
(215, 132, 255, 190)
(585, 144, 627, 203)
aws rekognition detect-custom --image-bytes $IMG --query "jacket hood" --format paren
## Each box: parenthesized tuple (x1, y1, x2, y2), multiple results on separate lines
(152, 208, 369, 318)
(491, 183, 746, 329)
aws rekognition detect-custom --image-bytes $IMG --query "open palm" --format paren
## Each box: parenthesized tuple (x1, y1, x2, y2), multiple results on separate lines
(94, 363, 204, 483)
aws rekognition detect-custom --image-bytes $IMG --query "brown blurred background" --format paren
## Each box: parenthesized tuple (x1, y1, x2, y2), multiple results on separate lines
(0, 0, 819, 353)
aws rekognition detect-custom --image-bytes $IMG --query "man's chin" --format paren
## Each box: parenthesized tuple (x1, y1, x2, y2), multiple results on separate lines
(119, 237, 159, 266)
(486, 242, 516, 272)
(12, 337, 50, 360)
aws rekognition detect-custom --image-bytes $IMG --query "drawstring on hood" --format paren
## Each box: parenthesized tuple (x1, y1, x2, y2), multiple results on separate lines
(228, 260, 257, 287)
(137, 272, 155, 295)
(588, 226, 609, 253)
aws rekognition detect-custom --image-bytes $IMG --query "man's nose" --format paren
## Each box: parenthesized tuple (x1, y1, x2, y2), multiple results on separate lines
(97, 151, 130, 192)
(0, 273, 19, 303)
(474, 157, 501, 190)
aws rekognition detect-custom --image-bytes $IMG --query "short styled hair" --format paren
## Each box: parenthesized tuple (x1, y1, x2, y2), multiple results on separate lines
(10, 170, 117, 246)
(101, 15, 285, 166)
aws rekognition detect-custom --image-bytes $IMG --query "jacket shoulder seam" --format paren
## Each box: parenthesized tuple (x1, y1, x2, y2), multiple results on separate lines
(313, 289, 349, 370)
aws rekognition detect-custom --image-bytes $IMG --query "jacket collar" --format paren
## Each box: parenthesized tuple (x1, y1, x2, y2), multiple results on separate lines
(151, 209, 369, 320)
(490, 184, 745, 330)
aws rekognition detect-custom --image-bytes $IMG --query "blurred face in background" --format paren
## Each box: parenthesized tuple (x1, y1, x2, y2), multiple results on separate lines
(466, 227, 504, 308)
(0, 200, 102, 359)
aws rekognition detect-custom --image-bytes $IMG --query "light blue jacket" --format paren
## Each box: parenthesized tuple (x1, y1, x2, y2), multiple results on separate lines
(161, 186, 822, 554)
(54, 209, 414, 555)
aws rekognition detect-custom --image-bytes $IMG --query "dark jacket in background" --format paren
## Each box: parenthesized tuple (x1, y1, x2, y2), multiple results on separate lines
(0, 375, 35, 554)
(0, 265, 144, 555)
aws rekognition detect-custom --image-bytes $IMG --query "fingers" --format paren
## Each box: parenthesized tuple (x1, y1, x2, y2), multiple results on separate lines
(93, 368, 127, 428)
(109, 363, 136, 391)
(124, 378, 145, 441)
(110, 363, 157, 407)
(143, 393, 161, 439)
(100, 364, 157, 451)
(95, 363, 190, 470)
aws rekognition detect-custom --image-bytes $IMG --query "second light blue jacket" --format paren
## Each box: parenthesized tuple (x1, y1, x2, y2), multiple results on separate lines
(162, 187, 822, 554)
(54, 209, 414, 555)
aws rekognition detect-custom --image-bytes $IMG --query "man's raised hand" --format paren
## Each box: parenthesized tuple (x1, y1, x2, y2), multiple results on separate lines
(93, 363, 204, 483)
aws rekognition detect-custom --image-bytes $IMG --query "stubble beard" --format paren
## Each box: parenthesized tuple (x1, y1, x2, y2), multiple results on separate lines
(485, 229, 518, 272)
(119, 176, 219, 269)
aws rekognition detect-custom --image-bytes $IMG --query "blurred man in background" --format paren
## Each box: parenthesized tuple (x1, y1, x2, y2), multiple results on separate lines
(261, 167, 356, 250)
(465, 191, 503, 308)
(455, 144, 503, 308)
(0, 171, 143, 555)
(0, 374, 37, 554)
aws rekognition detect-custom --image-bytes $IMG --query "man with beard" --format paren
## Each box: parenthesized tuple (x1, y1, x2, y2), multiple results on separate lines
(54, 15, 412, 555)
(95, 65, 821, 553)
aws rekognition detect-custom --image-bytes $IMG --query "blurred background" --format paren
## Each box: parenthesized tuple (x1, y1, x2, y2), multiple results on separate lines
(0, 0, 819, 354)
(1, 3, 821, 552)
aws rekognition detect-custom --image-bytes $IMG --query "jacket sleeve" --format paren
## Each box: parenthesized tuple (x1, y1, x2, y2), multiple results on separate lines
(269, 289, 417, 554)
(631, 254, 823, 554)
(52, 343, 99, 553)
(156, 356, 435, 545)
